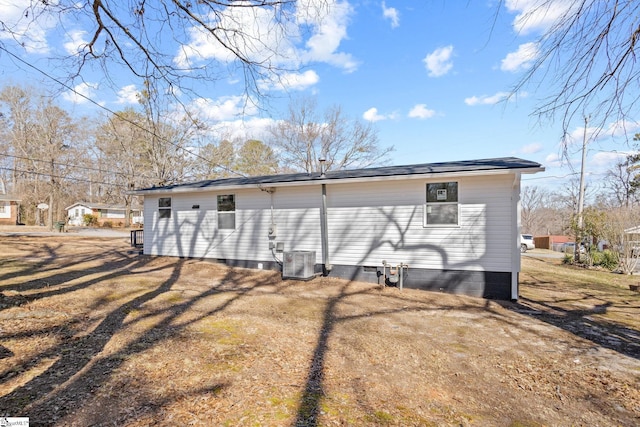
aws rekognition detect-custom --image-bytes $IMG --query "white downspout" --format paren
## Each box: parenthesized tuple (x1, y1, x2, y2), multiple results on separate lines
(319, 159, 332, 274)
(512, 172, 522, 300)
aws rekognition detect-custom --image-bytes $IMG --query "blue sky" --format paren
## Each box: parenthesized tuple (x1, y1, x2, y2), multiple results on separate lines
(1, 0, 638, 190)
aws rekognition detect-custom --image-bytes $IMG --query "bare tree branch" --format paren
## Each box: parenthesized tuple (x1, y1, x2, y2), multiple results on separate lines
(0, 0, 312, 102)
(506, 0, 640, 136)
(268, 96, 393, 173)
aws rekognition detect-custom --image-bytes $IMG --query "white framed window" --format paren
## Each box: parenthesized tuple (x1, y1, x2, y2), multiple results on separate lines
(158, 197, 171, 219)
(424, 182, 459, 226)
(217, 194, 235, 229)
(0, 201, 9, 219)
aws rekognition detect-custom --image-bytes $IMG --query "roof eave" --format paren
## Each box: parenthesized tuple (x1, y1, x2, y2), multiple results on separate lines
(129, 166, 545, 196)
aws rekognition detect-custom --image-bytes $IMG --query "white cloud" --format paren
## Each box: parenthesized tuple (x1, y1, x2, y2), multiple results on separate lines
(175, 0, 358, 75)
(300, 0, 358, 72)
(363, 107, 387, 122)
(208, 117, 276, 142)
(188, 95, 259, 122)
(590, 151, 631, 168)
(604, 120, 640, 138)
(464, 92, 510, 106)
(259, 70, 320, 92)
(62, 82, 98, 104)
(423, 45, 454, 77)
(520, 143, 543, 154)
(501, 42, 539, 72)
(408, 104, 436, 119)
(116, 85, 141, 104)
(382, 1, 399, 28)
(0, 0, 54, 53)
(544, 152, 562, 168)
(63, 30, 89, 56)
(505, 0, 576, 35)
(174, 5, 298, 68)
(165, 96, 269, 142)
(565, 120, 640, 145)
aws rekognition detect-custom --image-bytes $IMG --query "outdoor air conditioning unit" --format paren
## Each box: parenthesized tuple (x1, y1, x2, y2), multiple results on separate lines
(282, 251, 316, 280)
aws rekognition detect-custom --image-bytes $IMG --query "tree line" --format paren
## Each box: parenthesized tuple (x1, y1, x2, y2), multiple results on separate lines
(0, 85, 391, 227)
(522, 142, 640, 273)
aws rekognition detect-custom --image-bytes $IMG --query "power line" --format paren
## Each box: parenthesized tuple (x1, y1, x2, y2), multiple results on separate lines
(522, 172, 579, 181)
(0, 44, 248, 179)
(0, 152, 133, 178)
(0, 166, 125, 188)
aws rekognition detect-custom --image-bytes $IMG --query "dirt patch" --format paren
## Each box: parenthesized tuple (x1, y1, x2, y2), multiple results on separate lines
(0, 234, 639, 426)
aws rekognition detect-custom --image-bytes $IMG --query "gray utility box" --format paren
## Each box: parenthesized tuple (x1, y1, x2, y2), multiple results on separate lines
(282, 251, 316, 280)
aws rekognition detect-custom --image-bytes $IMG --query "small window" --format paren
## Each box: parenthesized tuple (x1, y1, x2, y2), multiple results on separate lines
(0, 202, 5, 214)
(424, 182, 458, 226)
(159, 197, 171, 219)
(217, 194, 235, 229)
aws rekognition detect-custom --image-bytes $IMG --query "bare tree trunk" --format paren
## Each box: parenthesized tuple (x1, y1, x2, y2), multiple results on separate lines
(47, 194, 53, 230)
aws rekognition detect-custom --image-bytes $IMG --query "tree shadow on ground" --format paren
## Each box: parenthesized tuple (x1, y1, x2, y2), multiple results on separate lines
(5, 234, 638, 425)
(291, 282, 508, 426)
(507, 296, 640, 360)
(0, 239, 292, 425)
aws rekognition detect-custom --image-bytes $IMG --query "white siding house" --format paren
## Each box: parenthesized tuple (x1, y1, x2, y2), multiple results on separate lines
(0, 194, 21, 225)
(65, 202, 142, 226)
(132, 157, 544, 300)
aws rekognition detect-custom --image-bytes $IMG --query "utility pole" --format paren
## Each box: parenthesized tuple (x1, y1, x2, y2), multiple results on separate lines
(576, 116, 589, 262)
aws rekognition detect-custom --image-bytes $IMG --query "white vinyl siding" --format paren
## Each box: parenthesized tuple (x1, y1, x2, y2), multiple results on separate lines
(101, 209, 126, 219)
(142, 173, 515, 273)
(324, 176, 513, 272)
(144, 187, 321, 261)
(67, 205, 90, 226)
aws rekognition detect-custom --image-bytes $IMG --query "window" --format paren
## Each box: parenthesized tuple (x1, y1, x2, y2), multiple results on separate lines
(217, 194, 235, 229)
(424, 182, 458, 226)
(159, 197, 171, 219)
(0, 202, 5, 214)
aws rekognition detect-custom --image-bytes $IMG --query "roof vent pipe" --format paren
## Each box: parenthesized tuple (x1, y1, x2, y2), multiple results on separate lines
(319, 157, 326, 177)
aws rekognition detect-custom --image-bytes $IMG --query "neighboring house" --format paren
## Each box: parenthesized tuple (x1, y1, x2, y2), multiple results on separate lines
(0, 194, 21, 225)
(65, 202, 142, 226)
(131, 157, 544, 300)
(624, 225, 640, 253)
(534, 235, 571, 251)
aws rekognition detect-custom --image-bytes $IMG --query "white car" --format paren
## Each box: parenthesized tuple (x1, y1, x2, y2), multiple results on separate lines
(521, 234, 535, 253)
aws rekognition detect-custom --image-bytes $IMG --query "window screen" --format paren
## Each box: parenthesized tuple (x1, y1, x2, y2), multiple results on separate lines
(217, 195, 235, 229)
(159, 197, 171, 219)
(425, 182, 458, 226)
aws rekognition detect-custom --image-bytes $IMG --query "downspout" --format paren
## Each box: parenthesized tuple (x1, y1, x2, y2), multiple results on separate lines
(512, 172, 522, 301)
(319, 159, 332, 274)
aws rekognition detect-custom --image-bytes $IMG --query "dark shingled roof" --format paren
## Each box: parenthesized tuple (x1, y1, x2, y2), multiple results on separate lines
(133, 157, 543, 193)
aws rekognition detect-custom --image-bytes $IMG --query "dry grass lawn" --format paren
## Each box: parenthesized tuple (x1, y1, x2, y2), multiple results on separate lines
(0, 233, 639, 426)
